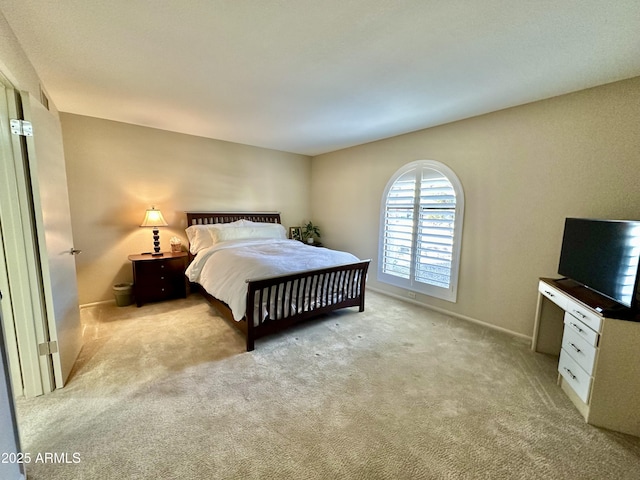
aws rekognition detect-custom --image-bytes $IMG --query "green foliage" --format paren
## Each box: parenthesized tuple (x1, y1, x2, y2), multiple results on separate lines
(302, 221, 321, 240)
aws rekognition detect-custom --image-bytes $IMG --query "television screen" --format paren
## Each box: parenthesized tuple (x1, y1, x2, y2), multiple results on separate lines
(558, 218, 640, 308)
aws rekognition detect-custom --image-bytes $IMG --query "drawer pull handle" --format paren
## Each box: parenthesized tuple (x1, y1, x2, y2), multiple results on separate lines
(563, 367, 577, 380)
(569, 322, 583, 333)
(569, 343, 581, 354)
(544, 290, 554, 297)
(573, 310, 586, 319)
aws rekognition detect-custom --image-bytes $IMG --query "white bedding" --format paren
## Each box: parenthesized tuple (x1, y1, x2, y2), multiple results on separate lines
(185, 238, 360, 321)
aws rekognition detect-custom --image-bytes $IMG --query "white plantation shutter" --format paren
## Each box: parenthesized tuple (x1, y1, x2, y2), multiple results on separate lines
(381, 170, 416, 280)
(416, 170, 456, 288)
(379, 161, 464, 302)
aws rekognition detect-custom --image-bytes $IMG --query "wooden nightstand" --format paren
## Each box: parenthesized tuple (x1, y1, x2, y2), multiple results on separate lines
(299, 241, 323, 247)
(128, 252, 189, 307)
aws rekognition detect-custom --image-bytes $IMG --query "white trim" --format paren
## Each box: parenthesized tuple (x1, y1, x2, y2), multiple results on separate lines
(367, 286, 531, 342)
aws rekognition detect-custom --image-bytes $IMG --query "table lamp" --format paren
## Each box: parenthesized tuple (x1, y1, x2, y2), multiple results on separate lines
(140, 206, 168, 255)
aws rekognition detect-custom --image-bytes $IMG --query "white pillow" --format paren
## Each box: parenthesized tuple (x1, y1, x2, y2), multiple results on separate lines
(186, 221, 285, 253)
(185, 225, 217, 254)
(209, 223, 287, 244)
(211, 219, 250, 228)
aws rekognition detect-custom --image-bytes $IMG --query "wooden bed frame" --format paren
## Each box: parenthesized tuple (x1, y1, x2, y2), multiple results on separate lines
(186, 212, 370, 351)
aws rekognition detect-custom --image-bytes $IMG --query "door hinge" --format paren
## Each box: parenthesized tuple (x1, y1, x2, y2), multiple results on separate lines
(10, 119, 33, 137)
(38, 341, 58, 356)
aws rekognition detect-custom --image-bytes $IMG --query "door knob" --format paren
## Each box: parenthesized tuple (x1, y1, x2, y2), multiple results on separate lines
(69, 248, 82, 255)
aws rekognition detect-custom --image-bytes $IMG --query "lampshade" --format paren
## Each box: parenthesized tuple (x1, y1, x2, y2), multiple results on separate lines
(140, 207, 168, 227)
(140, 207, 168, 255)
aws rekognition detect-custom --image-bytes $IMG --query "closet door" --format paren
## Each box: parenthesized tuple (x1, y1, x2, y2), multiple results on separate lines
(22, 93, 83, 388)
(0, 78, 51, 397)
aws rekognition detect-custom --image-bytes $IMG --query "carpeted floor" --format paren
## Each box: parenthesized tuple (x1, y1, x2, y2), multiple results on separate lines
(15, 290, 640, 479)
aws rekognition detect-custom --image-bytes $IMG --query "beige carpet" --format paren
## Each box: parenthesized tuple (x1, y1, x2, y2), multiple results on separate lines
(15, 291, 640, 479)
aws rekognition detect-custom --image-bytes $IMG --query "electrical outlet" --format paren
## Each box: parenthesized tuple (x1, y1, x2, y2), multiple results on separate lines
(407, 291, 416, 299)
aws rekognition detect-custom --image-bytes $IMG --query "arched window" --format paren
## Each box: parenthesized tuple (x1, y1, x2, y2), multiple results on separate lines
(378, 160, 464, 302)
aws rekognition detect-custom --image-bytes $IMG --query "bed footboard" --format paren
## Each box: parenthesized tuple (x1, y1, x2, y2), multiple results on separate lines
(244, 260, 370, 351)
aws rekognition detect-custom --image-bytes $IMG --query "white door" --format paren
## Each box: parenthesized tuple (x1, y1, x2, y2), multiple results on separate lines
(22, 93, 83, 388)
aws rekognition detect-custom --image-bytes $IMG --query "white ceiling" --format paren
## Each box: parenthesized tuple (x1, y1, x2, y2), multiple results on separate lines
(2, 1, 639, 156)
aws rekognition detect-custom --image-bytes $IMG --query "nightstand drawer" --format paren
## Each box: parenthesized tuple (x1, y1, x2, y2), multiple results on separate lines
(137, 277, 179, 298)
(136, 257, 184, 277)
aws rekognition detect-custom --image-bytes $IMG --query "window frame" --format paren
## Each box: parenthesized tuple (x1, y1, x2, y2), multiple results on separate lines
(377, 160, 465, 302)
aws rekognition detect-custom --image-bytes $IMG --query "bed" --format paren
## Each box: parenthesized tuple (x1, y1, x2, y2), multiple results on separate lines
(184, 212, 370, 351)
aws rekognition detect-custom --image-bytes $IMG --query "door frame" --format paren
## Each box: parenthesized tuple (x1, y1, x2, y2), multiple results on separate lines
(0, 74, 24, 396)
(0, 73, 54, 397)
(0, 304, 26, 480)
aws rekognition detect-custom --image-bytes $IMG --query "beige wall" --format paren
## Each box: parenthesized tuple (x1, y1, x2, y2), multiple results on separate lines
(311, 77, 640, 338)
(60, 114, 311, 304)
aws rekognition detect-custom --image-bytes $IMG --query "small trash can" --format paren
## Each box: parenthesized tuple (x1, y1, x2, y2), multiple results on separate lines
(113, 283, 134, 307)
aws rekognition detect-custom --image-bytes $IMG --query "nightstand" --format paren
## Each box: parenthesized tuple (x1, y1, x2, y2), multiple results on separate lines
(128, 252, 189, 307)
(300, 241, 323, 247)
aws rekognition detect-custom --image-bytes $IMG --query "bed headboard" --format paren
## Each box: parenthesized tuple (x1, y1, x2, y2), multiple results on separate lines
(186, 211, 281, 226)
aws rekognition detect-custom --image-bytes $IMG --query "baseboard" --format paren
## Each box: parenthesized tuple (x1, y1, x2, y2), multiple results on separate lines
(366, 286, 531, 343)
(79, 299, 115, 309)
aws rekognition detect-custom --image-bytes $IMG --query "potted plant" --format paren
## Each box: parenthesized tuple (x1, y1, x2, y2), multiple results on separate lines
(302, 221, 321, 244)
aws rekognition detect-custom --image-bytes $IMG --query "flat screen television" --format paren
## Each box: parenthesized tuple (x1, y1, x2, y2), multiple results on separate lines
(558, 218, 640, 311)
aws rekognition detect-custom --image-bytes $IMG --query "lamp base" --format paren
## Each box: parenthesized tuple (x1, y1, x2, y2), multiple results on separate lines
(152, 228, 162, 255)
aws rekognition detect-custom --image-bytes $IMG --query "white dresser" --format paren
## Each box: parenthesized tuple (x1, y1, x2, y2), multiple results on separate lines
(532, 278, 640, 437)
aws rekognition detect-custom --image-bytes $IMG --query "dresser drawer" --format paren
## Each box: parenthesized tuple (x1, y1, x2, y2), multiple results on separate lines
(558, 349, 592, 404)
(563, 312, 599, 347)
(539, 281, 568, 310)
(561, 324, 597, 375)
(565, 297, 602, 333)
